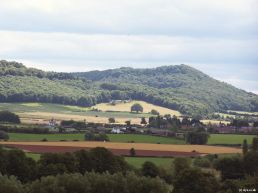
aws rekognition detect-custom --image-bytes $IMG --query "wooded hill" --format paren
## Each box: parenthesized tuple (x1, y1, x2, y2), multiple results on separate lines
(0, 60, 257, 116)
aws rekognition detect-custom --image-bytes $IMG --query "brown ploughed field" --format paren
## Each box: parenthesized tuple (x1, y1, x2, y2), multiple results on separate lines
(0, 141, 241, 157)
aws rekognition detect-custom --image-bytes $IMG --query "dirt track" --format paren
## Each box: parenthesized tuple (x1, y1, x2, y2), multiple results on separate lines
(0, 141, 241, 157)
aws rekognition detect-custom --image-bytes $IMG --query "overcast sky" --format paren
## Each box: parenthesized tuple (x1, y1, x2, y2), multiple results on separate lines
(0, 0, 257, 94)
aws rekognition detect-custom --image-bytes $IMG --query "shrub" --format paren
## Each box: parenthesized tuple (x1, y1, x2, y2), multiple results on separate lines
(0, 111, 20, 124)
(108, 117, 115, 123)
(193, 157, 211, 168)
(129, 148, 136, 157)
(0, 130, 9, 140)
(84, 132, 109, 141)
(150, 109, 160, 115)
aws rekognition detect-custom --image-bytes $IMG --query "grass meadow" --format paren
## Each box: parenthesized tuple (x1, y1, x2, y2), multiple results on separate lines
(7, 133, 256, 145)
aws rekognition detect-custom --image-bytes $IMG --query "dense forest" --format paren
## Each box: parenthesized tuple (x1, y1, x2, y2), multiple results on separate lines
(0, 60, 258, 116)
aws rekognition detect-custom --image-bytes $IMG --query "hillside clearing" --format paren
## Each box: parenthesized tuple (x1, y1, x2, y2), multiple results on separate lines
(93, 100, 181, 116)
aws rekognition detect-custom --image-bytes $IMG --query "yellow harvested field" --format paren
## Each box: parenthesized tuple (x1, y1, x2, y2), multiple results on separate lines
(228, 110, 258, 116)
(201, 120, 230, 125)
(93, 100, 181, 116)
(0, 141, 241, 154)
(18, 112, 141, 124)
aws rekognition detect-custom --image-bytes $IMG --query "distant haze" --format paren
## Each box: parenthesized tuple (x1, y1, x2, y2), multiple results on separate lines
(0, 0, 257, 94)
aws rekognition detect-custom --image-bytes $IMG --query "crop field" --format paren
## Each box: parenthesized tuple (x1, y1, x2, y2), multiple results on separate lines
(201, 120, 230, 125)
(0, 141, 242, 155)
(93, 100, 181, 116)
(227, 110, 258, 116)
(18, 112, 143, 125)
(207, 134, 256, 145)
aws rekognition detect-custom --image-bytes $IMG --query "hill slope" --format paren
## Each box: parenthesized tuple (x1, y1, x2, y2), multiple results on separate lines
(75, 65, 258, 115)
(0, 60, 257, 116)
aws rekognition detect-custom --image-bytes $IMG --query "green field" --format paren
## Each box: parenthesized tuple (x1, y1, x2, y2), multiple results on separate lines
(26, 153, 41, 161)
(108, 134, 185, 144)
(8, 133, 85, 141)
(8, 133, 256, 145)
(8, 133, 185, 144)
(125, 157, 174, 168)
(207, 134, 256, 145)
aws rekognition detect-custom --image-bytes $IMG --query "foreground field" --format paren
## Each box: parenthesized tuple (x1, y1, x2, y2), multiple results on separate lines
(0, 141, 242, 156)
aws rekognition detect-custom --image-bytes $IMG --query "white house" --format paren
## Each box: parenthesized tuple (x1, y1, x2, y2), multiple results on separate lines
(111, 128, 124, 134)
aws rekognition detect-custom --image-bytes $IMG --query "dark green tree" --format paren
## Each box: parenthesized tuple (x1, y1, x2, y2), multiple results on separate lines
(186, 131, 209, 144)
(252, 137, 258, 151)
(108, 117, 115, 123)
(150, 109, 159, 115)
(243, 151, 258, 176)
(141, 117, 147, 124)
(131, 103, 143, 113)
(0, 175, 25, 193)
(214, 156, 244, 180)
(129, 148, 136, 157)
(242, 139, 248, 155)
(173, 168, 219, 193)
(173, 157, 191, 177)
(0, 131, 9, 140)
(0, 111, 20, 124)
(141, 161, 159, 178)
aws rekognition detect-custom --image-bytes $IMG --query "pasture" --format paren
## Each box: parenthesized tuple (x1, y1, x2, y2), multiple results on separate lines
(108, 134, 185, 144)
(207, 134, 256, 145)
(8, 133, 185, 144)
(8, 133, 256, 145)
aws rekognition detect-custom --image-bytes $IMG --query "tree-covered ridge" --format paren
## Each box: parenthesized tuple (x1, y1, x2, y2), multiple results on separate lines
(0, 60, 76, 80)
(0, 60, 258, 116)
(76, 65, 258, 114)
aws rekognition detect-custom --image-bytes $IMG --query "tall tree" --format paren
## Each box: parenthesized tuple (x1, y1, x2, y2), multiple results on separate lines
(252, 137, 258, 151)
(242, 139, 248, 155)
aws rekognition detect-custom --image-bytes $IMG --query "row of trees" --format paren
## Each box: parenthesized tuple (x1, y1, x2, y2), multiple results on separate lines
(0, 172, 169, 193)
(0, 147, 129, 183)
